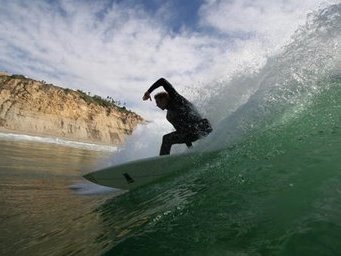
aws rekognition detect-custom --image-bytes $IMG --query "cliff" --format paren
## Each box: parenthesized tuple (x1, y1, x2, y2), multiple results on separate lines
(0, 73, 144, 146)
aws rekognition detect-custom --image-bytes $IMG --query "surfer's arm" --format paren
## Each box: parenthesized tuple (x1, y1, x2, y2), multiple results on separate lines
(144, 78, 178, 99)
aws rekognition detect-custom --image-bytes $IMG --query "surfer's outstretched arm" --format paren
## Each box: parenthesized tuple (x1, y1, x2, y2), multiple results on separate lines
(143, 78, 179, 100)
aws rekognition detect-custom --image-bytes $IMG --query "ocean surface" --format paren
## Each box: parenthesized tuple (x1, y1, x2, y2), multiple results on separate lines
(1, 4, 341, 256)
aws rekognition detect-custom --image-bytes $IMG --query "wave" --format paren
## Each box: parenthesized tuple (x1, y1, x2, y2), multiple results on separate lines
(96, 4, 341, 255)
(199, 3, 341, 152)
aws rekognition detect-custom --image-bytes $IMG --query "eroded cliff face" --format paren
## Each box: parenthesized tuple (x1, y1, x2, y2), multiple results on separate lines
(0, 73, 144, 146)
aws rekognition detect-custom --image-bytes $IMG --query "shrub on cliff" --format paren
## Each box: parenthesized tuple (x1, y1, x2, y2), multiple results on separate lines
(11, 74, 27, 79)
(76, 89, 130, 113)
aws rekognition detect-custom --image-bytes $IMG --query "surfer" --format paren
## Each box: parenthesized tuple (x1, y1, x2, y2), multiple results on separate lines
(143, 78, 212, 155)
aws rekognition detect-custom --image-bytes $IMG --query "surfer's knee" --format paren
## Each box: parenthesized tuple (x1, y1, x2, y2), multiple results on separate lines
(162, 132, 176, 142)
(162, 133, 173, 144)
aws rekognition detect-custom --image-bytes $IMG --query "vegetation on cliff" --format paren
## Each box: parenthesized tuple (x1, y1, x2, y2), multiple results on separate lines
(76, 90, 128, 113)
(2, 73, 140, 115)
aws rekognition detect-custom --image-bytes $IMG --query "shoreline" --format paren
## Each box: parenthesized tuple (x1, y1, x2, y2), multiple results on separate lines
(0, 128, 119, 152)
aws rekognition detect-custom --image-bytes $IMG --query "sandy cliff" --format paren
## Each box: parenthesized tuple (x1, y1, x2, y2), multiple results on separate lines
(0, 73, 144, 145)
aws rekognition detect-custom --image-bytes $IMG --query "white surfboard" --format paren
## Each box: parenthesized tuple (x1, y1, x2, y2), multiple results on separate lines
(83, 151, 218, 190)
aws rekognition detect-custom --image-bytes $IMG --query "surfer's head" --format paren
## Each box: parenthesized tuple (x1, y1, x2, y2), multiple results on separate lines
(154, 92, 169, 110)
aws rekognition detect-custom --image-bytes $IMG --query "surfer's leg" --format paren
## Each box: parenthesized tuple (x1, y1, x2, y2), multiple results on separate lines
(160, 132, 178, 155)
(160, 132, 189, 155)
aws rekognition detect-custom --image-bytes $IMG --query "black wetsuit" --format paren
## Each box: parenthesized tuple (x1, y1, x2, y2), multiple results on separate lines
(147, 78, 212, 155)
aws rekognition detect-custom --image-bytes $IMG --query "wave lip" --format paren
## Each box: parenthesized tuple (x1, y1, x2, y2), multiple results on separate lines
(202, 3, 341, 152)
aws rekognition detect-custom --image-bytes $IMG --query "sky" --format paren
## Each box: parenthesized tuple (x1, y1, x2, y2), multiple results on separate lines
(0, 0, 338, 121)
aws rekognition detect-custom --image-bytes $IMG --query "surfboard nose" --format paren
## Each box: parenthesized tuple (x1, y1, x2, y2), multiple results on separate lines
(83, 174, 97, 184)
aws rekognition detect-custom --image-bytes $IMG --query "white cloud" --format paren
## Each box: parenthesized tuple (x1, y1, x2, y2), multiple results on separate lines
(200, 0, 333, 36)
(0, 0, 337, 123)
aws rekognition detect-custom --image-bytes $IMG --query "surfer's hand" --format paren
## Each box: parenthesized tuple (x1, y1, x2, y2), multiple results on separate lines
(143, 92, 151, 101)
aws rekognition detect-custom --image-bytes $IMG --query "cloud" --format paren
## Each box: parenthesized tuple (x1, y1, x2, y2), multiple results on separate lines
(200, 0, 340, 53)
(0, 0, 337, 122)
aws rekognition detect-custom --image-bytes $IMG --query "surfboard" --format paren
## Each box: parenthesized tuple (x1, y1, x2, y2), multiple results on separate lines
(83, 151, 218, 190)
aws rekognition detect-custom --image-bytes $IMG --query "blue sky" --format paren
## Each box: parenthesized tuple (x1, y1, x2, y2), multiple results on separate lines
(0, 0, 335, 120)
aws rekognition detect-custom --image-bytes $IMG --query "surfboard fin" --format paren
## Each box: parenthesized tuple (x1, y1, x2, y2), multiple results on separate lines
(123, 172, 135, 184)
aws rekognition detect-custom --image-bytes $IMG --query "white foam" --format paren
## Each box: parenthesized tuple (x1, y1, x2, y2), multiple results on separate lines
(0, 132, 118, 152)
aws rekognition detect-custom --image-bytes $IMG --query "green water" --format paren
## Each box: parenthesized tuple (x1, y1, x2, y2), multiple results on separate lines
(100, 81, 341, 255)
(0, 140, 118, 255)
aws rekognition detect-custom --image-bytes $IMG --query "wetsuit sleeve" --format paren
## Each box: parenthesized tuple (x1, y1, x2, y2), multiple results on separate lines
(147, 78, 178, 98)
